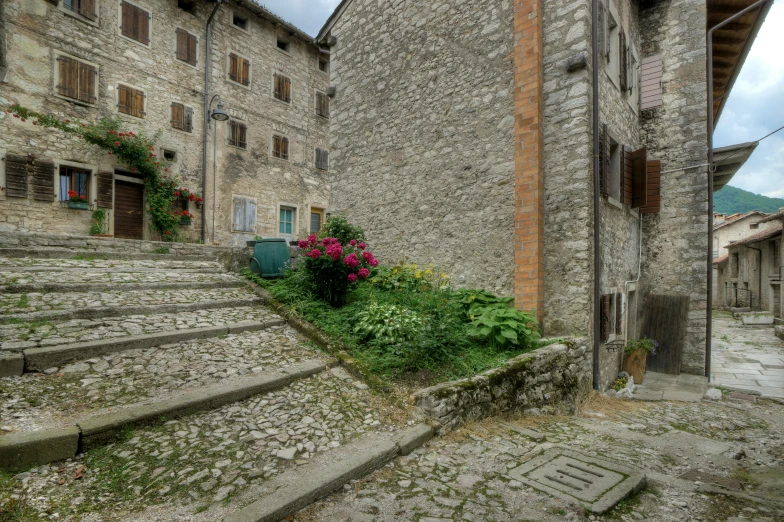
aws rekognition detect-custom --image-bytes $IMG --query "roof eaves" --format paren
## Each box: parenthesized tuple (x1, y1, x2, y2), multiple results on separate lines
(238, 0, 317, 45)
(734, 227, 782, 246)
(316, 0, 354, 42)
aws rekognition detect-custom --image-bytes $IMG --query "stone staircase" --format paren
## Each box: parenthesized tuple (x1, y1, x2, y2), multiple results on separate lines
(0, 237, 430, 521)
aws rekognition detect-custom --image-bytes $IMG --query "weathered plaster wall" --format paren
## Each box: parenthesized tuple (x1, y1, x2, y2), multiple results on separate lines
(639, 0, 709, 375)
(328, 0, 516, 296)
(719, 230, 782, 313)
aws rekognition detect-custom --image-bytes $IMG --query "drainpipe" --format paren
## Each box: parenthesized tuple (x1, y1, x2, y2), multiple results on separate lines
(707, 0, 771, 380)
(592, 0, 601, 390)
(745, 244, 762, 311)
(201, 0, 223, 244)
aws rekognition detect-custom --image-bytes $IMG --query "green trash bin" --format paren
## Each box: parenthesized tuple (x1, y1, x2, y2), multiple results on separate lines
(250, 238, 290, 278)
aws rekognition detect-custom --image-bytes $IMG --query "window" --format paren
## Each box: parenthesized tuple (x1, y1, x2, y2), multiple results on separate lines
(233, 197, 256, 232)
(315, 148, 329, 170)
(63, 0, 97, 20)
(310, 208, 324, 233)
(318, 58, 329, 73)
(272, 135, 289, 160)
(227, 120, 247, 149)
(117, 84, 145, 118)
(619, 29, 628, 92)
(177, 0, 195, 13)
(56, 56, 97, 104)
(273, 73, 291, 103)
(120, 1, 151, 45)
(170, 102, 193, 132)
(315, 91, 329, 118)
(279, 207, 295, 237)
(232, 12, 247, 30)
(228, 53, 250, 86)
(175, 28, 197, 66)
(59, 165, 90, 202)
(163, 149, 176, 162)
(603, 3, 619, 86)
(750, 223, 759, 229)
(600, 293, 621, 342)
(771, 240, 780, 274)
(598, 124, 621, 201)
(276, 37, 290, 53)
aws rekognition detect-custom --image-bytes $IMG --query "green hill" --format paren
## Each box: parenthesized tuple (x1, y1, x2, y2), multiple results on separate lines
(714, 185, 784, 215)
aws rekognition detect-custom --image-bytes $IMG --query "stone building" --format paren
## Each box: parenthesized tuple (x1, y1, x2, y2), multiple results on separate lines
(317, 0, 767, 388)
(716, 211, 783, 316)
(0, 0, 330, 246)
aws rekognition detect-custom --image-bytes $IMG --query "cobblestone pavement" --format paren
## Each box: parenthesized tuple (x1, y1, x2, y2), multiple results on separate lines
(0, 258, 224, 271)
(1, 371, 408, 521)
(712, 313, 784, 398)
(0, 325, 327, 434)
(297, 394, 784, 522)
(0, 269, 241, 287)
(0, 286, 256, 316)
(0, 306, 276, 351)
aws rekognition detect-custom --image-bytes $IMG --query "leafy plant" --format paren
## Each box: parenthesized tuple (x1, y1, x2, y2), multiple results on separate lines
(613, 376, 628, 391)
(354, 302, 424, 344)
(320, 215, 366, 245)
(466, 304, 540, 349)
(67, 190, 88, 204)
(370, 262, 450, 293)
(89, 209, 107, 235)
(625, 337, 658, 356)
(152, 246, 170, 255)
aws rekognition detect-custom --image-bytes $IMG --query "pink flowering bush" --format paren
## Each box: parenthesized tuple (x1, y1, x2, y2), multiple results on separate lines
(299, 234, 377, 306)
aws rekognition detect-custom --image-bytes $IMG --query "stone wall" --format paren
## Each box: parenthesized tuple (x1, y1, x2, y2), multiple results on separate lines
(327, 0, 516, 296)
(639, 0, 709, 375)
(414, 339, 591, 432)
(0, 0, 328, 246)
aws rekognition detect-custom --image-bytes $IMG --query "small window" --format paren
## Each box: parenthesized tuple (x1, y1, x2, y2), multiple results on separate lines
(175, 28, 198, 66)
(750, 223, 759, 229)
(227, 120, 247, 149)
(56, 56, 97, 104)
(276, 37, 290, 53)
(279, 206, 295, 237)
(59, 165, 90, 202)
(228, 53, 251, 86)
(315, 91, 329, 118)
(177, 0, 195, 13)
(170, 102, 193, 132)
(163, 149, 176, 162)
(608, 138, 621, 200)
(232, 12, 247, 30)
(233, 197, 256, 232)
(318, 58, 329, 73)
(272, 135, 289, 160)
(600, 293, 620, 342)
(315, 148, 329, 171)
(120, 1, 151, 45)
(117, 84, 145, 118)
(310, 208, 324, 233)
(273, 73, 291, 103)
(63, 0, 97, 21)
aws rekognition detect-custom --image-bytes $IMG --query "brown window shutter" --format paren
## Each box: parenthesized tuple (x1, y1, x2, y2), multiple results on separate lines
(171, 102, 184, 130)
(615, 292, 623, 335)
(598, 3, 605, 63)
(639, 160, 660, 214)
(134, 89, 145, 118)
(619, 29, 628, 92)
(229, 54, 238, 82)
(241, 58, 250, 86)
(640, 54, 663, 110)
(184, 106, 193, 132)
(117, 84, 130, 114)
(273, 74, 281, 98)
(187, 34, 198, 65)
(79, 0, 97, 20)
(5, 154, 29, 198)
(599, 123, 609, 197)
(175, 29, 188, 61)
(283, 77, 291, 102)
(227, 121, 235, 146)
(281, 137, 289, 160)
(238, 124, 247, 148)
(31, 160, 56, 202)
(600, 294, 611, 342)
(272, 135, 280, 156)
(97, 171, 113, 209)
(57, 56, 77, 99)
(78, 63, 97, 104)
(137, 8, 150, 45)
(121, 2, 134, 38)
(629, 146, 648, 208)
(621, 146, 632, 206)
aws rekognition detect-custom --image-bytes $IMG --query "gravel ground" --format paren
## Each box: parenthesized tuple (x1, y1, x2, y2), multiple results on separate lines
(0, 325, 326, 434)
(0, 305, 276, 351)
(0, 371, 407, 522)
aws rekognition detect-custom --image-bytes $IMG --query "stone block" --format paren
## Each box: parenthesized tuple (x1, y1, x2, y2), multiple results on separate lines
(0, 353, 24, 377)
(0, 427, 79, 472)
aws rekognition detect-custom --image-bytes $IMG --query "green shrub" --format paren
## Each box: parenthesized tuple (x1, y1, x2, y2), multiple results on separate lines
(89, 209, 107, 236)
(466, 303, 540, 349)
(369, 262, 449, 293)
(354, 302, 424, 344)
(320, 216, 366, 245)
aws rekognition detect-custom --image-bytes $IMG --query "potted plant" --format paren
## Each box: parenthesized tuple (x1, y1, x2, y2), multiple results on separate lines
(178, 210, 194, 226)
(193, 193, 204, 209)
(622, 337, 658, 384)
(67, 190, 89, 210)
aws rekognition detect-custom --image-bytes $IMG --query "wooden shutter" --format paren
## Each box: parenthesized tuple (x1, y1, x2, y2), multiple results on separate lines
(137, 7, 150, 45)
(170, 102, 184, 130)
(238, 124, 247, 148)
(283, 76, 290, 101)
(233, 197, 245, 231)
(599, 123, 609, 197)
(79, 0, 97, 20)
(187, 33, 198, 65)
(615, 292, 623, 335)
(640, 54, 663, 110)
(245, 199, 256, 231)
(31, 160, 55, 201)
(600, 294, 612, 342)
(317, 92, 329, 117)
(228, 121, 237, 146)
(78, 63, 97, 104)
(229, 54, 239, 82)
(121, 2, 135, 38)
(132, 88, 145, 118)
(5, 154, 29, 198)
(57, 56, 78, 99)
(621, 146, 633, 206)
(603, 8, 610, 61)
(639, 160, 660, 214)
(281, 137, 289, 160)
(241, 57, 250, 86)
(97, 172, 113, 209)
(273, 74, 281, 99)
(184, 106, 193, 132)
(272, 135, 280, 157)
(598, 3, 605, 63)
(619, 29, 628, 92)
(117, 85, 130, 114)
(175, 29, 188, 62)
(629, 146, 648, 208)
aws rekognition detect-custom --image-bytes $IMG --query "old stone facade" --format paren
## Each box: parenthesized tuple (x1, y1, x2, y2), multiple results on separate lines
(0, 0, 329, 246)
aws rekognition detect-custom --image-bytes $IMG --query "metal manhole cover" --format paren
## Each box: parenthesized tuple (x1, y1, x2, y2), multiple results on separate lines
(508, 449, 646, 514)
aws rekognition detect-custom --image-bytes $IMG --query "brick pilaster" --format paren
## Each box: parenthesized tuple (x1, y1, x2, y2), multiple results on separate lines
(513, 0, 545, 323)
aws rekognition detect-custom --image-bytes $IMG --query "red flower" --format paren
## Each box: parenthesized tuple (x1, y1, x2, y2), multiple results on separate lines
(165, 231, 171, 235)
(64, 119, 70, 123)
(164, 168, 169, 172)
(81, 123, 86, 127)
(32, 121, 38, 125)
(196, 198, 203, 203)
(173, 191, 180, 197)
(189, 194, 195, 201)
(130, 168, 135, 172)
(107, 151, 112, 155)
(113, 141, 120, 146)
(20, 119, 26, 122)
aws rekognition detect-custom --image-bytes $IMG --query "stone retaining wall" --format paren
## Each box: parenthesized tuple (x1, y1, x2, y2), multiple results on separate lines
(776, 326, 784, 342)
(414, 339, 591, 432)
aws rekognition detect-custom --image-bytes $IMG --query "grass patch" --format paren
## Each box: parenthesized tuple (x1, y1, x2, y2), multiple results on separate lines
(152, 247, 170, 255)
(244, 269, 542, 386)
(14, 295, 28, 309)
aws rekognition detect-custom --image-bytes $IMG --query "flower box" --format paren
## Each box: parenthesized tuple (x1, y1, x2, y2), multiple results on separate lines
(68, 201, 89, 210)
(741, 312, 774, 325)
(179, 217, 192, 226)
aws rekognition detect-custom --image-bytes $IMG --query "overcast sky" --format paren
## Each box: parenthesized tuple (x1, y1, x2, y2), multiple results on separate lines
(261, 0, 783, 198)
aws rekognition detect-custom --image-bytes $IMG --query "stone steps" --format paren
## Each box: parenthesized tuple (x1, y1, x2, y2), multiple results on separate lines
(0, 247, 216, 262)
(0, 257, 227, 271)
(0, 269, 242, 291)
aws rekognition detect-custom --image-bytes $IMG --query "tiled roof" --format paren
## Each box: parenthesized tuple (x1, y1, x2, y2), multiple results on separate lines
(759, 211, 784, 223)
(731, 227, 782, 246)
(713, 254, 729, 265)
(714, 211, 768, 230)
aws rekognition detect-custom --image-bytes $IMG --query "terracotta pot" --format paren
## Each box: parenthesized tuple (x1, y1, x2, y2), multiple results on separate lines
(623, 348, 647, 384)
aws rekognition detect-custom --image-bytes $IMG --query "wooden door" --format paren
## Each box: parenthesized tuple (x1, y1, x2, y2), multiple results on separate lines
(114, 180, 144, 240)
(640, 294, 689, 375)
